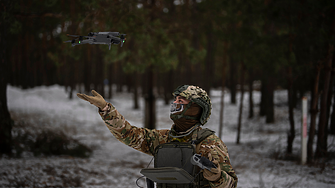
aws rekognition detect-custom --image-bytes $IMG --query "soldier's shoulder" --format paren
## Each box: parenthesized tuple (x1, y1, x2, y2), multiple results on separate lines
(200, 132, 223, 145)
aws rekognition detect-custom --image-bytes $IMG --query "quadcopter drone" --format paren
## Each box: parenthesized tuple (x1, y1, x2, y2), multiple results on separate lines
(64, 32, 126, 50)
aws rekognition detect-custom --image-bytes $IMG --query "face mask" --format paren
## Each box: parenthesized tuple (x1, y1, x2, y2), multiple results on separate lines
(170, 102, 202, 132)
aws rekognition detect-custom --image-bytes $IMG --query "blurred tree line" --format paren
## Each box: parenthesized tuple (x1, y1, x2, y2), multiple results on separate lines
(0, 0, 334, 163)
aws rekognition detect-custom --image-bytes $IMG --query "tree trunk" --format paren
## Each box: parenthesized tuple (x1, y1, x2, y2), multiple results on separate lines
(144, 66, 156, 129)
(330, 89, 335, 135)
(265, 77, 275, 123)
(325, 63, 334, 136)
(163, 70, 173, 105)
(236, 63, 245, 144)
(107, 62, 113, 99)
(326, 62, 335, 134)
(287, 67, 295, 154)
(307, 62, 321, 163)
(115, 61, 123, 93)
(0, 0, 13, 155)
(95, 48, 104, 96)
(133, 72, 140, 109)
(315, 44, 334, 158)
(203, 27, 216, 95)
(229, 59, 237, 104)
(0, 83, 12, 155)
(248, 69, 254, 119)
(83, 46, 91, 93)
(260, 78, 267, 117)
(68, 1, 77, 99)
(219, 42, 228, 139)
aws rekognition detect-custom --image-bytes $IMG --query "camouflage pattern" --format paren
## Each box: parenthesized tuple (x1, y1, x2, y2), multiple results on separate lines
(99, 103, 238, 188)
(172, 85, 212, 125)
(198, 135, 238, 188)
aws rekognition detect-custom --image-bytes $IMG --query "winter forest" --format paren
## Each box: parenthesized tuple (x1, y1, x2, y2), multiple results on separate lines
(0, 0, 335, 187)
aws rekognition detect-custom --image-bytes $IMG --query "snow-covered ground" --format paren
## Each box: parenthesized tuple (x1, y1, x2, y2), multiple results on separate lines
(1, 85, 335, 187)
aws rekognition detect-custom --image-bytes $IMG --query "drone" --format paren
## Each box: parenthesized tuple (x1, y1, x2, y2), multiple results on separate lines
(64, 32, 126, 50)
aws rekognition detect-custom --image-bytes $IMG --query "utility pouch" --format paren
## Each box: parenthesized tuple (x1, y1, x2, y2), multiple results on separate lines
(140, 142, 196, 184)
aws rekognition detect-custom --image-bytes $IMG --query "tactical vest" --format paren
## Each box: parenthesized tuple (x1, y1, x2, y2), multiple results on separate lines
(141, 128, 215, 188)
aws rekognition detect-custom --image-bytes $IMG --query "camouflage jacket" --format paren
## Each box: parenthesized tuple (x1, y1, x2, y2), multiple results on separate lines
(99, 103, 238, 188)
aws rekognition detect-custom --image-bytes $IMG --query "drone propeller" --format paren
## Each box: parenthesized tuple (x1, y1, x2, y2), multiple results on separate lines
(64, 38, 77, 43)
(64, 39, 78, 47)
(67, 34, 80, 38)
(120, 34, 126, 47)
(67, 34, 90, 39)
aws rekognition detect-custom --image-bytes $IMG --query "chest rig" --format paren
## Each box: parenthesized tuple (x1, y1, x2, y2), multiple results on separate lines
(140, 128, 215, 188)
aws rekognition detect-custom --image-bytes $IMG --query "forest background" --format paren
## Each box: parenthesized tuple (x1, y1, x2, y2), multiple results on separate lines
(0, 0, 335, 166)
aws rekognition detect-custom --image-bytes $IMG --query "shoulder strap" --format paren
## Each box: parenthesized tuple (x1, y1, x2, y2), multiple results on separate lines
(193, 128, 215, 145)
(193, 128, 215, 156)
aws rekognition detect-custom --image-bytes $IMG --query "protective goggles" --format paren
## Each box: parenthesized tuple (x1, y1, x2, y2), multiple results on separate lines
(170, 103, 185, 114)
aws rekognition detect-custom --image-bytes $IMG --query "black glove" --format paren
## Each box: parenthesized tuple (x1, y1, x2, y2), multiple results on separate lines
(190, 154, 217, 171)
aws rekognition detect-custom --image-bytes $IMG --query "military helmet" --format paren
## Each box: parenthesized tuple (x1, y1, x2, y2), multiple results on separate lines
(172, 85, 211, 125)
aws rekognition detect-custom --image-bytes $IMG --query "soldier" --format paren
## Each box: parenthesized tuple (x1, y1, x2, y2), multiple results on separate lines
(77, 85, 238, 188)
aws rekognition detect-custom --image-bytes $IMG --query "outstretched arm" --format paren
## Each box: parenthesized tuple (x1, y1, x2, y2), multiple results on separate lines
(98, 103, 170, 155)
(77, 90, 170, 156)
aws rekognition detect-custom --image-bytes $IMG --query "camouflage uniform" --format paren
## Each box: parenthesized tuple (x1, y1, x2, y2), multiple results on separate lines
(99, 103, 238, 187)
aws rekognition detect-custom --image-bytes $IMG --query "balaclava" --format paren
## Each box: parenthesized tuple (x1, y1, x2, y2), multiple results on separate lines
(170, 102, 203, 132)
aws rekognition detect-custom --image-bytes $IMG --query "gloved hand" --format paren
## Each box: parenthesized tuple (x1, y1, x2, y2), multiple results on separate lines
(203, 160, 221, 181)
(77, 90, 108, 109)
